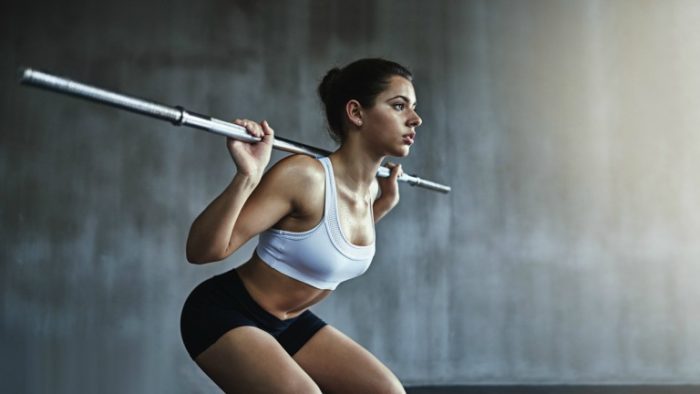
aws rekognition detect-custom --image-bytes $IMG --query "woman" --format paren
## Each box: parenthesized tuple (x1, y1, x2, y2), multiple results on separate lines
(181, 58, 422, 393)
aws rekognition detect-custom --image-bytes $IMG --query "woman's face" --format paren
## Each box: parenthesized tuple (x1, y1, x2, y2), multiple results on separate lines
(360, 76, 422, 157)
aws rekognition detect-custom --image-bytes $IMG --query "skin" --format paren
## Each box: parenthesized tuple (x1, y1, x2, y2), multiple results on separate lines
(186, 75, 422, 393)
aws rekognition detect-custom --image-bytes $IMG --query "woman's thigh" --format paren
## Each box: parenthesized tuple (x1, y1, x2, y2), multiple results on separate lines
(292, 325, 405, 394)
(194, 326, 321, 394)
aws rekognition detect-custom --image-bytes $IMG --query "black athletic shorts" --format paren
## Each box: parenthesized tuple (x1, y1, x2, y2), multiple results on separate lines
(180, 268, 327, 359)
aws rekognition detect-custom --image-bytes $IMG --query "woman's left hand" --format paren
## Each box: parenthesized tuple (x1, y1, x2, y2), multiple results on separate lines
(375, 162, 402, 215)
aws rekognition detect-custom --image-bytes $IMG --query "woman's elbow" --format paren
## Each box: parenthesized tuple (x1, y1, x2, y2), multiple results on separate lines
(185, 242, 219, 264)
(185, 238, 202, 264)
(185, 231, 206, 263)
(186, 242, 232, 264)
(186, 233, 243, 264)
(186, 252, 207, 265)
(185, 247, 205, 264)
(185, 245, 224, 264)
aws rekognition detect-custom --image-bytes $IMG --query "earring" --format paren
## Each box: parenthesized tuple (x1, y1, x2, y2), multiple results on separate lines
(356, 120, 363, 126)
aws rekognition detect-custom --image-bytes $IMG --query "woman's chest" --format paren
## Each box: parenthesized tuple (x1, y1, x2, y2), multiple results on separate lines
(335, 192, 374, 247)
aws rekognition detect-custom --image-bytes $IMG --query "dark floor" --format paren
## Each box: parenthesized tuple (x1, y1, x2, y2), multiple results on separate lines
(405, 386, 700, 394)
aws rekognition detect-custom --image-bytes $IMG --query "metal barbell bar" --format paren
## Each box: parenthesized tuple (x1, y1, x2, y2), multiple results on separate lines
(19, 68, 451, 193)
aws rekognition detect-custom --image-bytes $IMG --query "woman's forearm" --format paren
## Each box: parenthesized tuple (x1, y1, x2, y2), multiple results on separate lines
(373, 196, 398, 223)
(186, 173, 259, 264)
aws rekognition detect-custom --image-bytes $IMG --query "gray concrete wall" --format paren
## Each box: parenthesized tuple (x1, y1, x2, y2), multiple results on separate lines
(3, 0, 700, 392)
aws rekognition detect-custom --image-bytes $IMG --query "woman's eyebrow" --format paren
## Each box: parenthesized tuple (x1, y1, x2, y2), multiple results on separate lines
(387, 95, 417, 107)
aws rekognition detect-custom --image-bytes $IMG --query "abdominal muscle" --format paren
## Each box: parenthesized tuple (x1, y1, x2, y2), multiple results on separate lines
(235, 252, 331, 320)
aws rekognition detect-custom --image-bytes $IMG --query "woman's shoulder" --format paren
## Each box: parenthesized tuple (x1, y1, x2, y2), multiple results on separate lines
(266, 154, 325, 189)
(263, 154, 325, 212)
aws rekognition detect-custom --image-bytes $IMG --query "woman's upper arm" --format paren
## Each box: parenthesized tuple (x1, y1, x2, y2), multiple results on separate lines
(226, 155, 323, 254)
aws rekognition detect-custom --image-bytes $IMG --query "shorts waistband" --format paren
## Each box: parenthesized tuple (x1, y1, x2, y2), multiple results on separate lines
(222, 268, 290, 330)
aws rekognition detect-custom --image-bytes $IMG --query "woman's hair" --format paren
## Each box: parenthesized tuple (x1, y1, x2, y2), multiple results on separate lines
(318, 58, 413, 143)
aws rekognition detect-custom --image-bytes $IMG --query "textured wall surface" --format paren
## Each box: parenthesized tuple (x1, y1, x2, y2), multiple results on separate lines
(3, 0, 700, 392)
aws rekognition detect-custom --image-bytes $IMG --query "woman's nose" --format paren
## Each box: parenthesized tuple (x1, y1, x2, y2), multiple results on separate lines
(409, 110, 422, 128)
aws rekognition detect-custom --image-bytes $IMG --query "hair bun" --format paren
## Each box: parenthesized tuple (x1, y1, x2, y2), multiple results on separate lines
(318, 67, 342, 105)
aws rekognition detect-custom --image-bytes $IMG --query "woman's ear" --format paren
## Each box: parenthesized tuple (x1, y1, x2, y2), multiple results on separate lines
(345, 99, 363, 127)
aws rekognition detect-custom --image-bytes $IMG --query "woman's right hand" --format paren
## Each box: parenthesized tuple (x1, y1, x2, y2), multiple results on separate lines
(227, 119, 275, 182)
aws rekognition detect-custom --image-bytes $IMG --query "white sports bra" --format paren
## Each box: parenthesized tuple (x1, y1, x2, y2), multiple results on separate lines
(255, 157, 375, 290)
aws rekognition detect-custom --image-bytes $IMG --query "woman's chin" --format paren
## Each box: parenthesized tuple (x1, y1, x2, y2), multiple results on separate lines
(381, 144, 411, 158)
(395, 146, 411, 157)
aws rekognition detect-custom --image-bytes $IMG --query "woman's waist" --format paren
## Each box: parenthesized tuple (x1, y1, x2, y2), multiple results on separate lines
(236, 257, 331, 320)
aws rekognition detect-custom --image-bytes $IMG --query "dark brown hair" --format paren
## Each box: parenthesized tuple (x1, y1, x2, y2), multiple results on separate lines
(318, 58, 413, 143)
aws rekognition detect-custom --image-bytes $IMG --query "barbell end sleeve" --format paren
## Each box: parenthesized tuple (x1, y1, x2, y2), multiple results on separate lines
(415, 178, 452, 193)
(402, 174, 450, 193)
(379, 168, 451, 193)
(18, 67, 30, 84)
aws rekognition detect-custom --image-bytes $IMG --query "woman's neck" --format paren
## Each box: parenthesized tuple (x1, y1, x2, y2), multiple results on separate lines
(329, 141, 383, 196)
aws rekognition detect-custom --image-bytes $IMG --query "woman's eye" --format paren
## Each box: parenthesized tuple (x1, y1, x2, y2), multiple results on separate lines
(392, 103, 405, 111)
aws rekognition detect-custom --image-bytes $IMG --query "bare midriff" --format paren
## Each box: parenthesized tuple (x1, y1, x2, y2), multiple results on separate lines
(235, 253, 331, 321)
